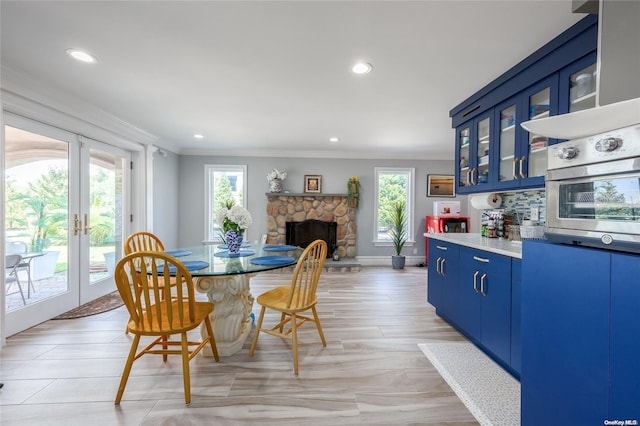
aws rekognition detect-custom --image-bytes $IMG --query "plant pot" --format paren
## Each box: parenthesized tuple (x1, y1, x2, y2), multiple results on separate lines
(391, 255, 406, 270)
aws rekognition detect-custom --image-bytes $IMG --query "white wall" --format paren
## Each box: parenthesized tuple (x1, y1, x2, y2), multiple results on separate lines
(173, 154, 460, 259)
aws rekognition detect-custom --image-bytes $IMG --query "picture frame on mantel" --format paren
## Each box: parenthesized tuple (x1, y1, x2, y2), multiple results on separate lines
(304, 175, 322, 193)
(427, 174, 455, 197)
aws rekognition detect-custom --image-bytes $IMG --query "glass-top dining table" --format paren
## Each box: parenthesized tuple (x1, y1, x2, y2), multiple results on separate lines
(163, 243, 301, 356)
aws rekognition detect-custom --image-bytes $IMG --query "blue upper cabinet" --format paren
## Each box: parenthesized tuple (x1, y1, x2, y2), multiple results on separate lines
(451, 15, 597, 194)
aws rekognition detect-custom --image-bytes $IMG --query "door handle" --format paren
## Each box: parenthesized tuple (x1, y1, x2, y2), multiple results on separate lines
(435, 257, 441, 275)
(441, 258, 446, 276)
(473, 271, 480, 293)
(471, 168, 477, 185)
(73, 214, 82, 236)
(519, 156, 526, 178)
(512, 159, 518, 179)
(480, 273, 487, 296)
(84, 213, 92, 235)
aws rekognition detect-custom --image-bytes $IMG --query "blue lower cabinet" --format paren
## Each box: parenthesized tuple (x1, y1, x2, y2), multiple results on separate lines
(459, 247, 512, 363)
(521, 241, 610, 426)
(610, 253, 640, 420)
(510, 259, 522, 375)
(427, 239, 459, 320)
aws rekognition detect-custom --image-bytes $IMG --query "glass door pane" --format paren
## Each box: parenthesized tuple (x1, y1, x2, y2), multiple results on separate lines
(81, 144, 127, 303)
(569, 64, 597, 112)
(4, 123, 76, 327)
(528, 87, 551, 178)
(458, 127, 471, 187)
(477, 117, 490, 185)
(498, 104, 517, 183)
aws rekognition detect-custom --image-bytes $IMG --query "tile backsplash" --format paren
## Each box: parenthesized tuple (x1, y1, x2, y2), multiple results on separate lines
(500, 189, 546, 223)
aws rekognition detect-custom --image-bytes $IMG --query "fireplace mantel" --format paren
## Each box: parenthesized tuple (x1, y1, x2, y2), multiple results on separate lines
(265, 193, 356, 258)
(265, 193, 348, 197)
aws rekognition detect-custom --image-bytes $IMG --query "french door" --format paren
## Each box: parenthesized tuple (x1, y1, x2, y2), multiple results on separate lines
(4, 114, 129, 335)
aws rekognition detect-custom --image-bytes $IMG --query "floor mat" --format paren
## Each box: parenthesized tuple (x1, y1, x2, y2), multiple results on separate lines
(418, 342, 520, 426)
(53, 290, 123, 319)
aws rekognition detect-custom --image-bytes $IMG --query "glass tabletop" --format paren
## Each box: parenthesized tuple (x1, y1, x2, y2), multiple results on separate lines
(163, 243, 302, 276)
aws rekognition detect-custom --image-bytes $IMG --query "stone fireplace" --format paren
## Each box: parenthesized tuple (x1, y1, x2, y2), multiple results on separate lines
(265, 194, 356, 259)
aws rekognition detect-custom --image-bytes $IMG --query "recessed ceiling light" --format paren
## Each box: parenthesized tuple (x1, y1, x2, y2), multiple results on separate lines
(194, 134, 204, 139)
(66, 48, 97, 64)
(352, 62, 372, 74)
(329, 137, 339, 143)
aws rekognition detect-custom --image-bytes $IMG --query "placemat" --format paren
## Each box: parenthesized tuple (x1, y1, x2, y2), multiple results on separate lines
(214, 250, 256, 258)
(251, 256, 296, 266)
(263, 245, 298, 252)
(165, 249, 192, 257)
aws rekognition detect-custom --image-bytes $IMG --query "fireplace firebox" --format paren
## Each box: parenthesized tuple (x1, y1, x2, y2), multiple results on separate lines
(286, 219, 337, 258)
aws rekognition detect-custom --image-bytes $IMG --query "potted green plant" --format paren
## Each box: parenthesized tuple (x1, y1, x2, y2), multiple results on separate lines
(389, 200, 408, 269)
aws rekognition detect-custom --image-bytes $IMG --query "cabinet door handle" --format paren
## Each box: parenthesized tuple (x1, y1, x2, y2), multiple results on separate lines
(519, 156, 526, 178)
(473, 255, 490, 263)
(480, 273, 487, 296)
(436, 245, 448, 251)
(473, 271, 480, 293)
(466, 169, 472, 186)
(512, 159, 518, 179)
(471, 168, 477, 185)
(435, 257, 441, 275)
(441, 258, 446, 276)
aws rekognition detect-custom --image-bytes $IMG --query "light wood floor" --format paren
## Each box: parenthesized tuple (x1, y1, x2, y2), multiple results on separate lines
(0, 266, 478, 425)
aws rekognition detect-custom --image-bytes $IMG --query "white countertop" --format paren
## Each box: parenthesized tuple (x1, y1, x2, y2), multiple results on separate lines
(424, 233, 522, 259)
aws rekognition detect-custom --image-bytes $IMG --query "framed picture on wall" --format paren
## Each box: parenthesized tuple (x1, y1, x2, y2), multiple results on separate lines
(427, 174, 455, 197)
(304, 175, 322, 193)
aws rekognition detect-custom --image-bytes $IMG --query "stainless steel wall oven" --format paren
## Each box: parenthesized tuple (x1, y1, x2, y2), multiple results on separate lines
(545, 124, 640, 253)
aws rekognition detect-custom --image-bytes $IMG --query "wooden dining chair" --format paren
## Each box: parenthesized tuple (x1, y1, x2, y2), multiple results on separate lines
(114, 251, 219, 405)
(124, 231, 165, 255)
(249, 239, 328, 375)
(123, 232, 178, 333)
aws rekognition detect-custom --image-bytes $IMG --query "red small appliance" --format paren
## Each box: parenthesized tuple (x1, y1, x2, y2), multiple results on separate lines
(425, 215, 470, 262)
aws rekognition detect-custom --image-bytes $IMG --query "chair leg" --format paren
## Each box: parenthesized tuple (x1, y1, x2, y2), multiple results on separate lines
(161, 335, 169, 362)
(204, 316, 219, 361)
(312, 306, 327, 346)
(115, 334, 140, 404)
(249, 306, 266, 356)
(180, 332, 191, 404)
(291, 313, 299, 375)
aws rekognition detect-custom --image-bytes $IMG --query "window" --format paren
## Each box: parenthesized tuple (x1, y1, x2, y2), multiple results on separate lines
(374, 167, 415, 245)
(205, 165, 247, 242)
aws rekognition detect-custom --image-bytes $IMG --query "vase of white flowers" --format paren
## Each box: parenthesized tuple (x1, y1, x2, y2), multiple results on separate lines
(216, 200, 253, 254)
(267, 168, 287, 193)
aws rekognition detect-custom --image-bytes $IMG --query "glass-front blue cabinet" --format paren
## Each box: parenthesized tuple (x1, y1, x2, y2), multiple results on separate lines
(450, 15, 597, 194)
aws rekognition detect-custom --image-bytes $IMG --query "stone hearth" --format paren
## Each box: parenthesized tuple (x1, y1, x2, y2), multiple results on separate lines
(265, 193, 356, 259)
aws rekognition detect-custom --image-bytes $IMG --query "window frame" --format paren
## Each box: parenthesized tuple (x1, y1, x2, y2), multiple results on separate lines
(204, 164, 248, 243)
(373, 167, 415, 246)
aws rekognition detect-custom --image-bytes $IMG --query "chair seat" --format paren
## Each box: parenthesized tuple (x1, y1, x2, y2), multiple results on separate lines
(256, 286, 317, 312)
(127, 301, 214, 335)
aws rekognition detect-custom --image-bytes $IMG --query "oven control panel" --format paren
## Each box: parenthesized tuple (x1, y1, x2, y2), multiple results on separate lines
(547, 124, 640, 170)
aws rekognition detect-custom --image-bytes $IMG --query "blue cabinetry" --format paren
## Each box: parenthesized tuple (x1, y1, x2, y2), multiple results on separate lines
(452, 15, 597, 194)
(459, 247, 512, 362)
(521, 240, 640, 425)
(427, 239, 459, 320)
(510, 259, 521, 375)
(610, 253, 640, 419)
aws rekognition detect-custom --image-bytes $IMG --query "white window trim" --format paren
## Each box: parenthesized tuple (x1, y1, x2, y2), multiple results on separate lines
(373, 166, 416, 247)
(204, 164, 248, 243)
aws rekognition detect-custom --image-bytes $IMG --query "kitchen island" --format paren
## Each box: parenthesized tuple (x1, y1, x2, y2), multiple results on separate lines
(425, 232, 521, 377)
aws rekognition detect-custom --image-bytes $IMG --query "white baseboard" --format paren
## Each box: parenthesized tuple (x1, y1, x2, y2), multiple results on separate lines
(356, 255, 425, 266)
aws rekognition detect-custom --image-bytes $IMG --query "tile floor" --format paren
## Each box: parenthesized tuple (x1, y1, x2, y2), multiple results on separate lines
(0, 267, 478, 425)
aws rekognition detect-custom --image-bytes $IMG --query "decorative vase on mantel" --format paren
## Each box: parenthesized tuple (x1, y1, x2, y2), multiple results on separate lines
(269, 179, 283, 193)
(225, 230, 243, 254)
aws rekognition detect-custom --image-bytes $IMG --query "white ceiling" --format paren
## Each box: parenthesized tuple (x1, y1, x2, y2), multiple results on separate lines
(0, 1, 585, 160)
